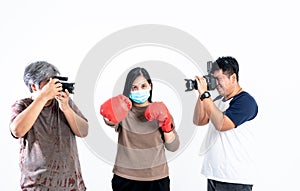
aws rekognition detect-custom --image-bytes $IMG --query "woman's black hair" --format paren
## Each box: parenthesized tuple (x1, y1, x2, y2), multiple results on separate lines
(122, 67, 153, 103)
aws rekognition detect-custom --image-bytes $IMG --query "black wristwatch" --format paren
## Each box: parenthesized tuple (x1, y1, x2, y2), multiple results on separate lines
(200, 91, 211, 101)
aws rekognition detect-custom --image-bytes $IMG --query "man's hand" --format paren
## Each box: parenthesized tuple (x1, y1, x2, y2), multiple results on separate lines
(195, 76, 208, 96)
(56, 89, 71, 112)
(32, 78, 63, 102)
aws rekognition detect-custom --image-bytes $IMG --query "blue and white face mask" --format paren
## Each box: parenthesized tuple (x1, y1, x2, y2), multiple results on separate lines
(129, 89, 150, 104)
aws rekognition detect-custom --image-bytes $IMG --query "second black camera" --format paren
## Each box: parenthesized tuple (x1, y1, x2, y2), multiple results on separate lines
(53, 76, 75, 94)
(185, 61, 217, 92)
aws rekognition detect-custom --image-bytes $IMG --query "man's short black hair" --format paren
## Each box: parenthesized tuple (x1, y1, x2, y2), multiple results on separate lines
(212, 56, 239, 82)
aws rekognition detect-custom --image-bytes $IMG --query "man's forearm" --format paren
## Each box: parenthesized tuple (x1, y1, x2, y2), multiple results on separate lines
(202, 98, 227, 131)
(63, 108, 89, 137)
(193, 96, 209, 126)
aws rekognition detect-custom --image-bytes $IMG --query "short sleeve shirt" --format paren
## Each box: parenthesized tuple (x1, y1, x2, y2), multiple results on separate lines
(201, 91, 258, 184)
(10, 98, 87, 190)
(224, 91, 258, 127)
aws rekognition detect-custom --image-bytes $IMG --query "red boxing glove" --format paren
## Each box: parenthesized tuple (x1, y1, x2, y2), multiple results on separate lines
(100, 94, 132, 124)
(144, 102, 174, 133)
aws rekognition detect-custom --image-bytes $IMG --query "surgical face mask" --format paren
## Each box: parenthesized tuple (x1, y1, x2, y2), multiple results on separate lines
(129, 89, 150, 104)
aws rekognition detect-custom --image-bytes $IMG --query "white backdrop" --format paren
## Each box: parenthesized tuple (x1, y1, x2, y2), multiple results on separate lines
(1, 0, 299, 190)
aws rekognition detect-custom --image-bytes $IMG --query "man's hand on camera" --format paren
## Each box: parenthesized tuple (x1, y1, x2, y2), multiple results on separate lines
(195, 76, 208, 96)
(32, 78, 63, 102)
(56, 89, 70, 112)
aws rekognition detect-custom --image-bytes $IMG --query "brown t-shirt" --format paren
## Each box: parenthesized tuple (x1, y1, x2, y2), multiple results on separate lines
(111, 105, 180, 181)
(10, 98, 87, 191)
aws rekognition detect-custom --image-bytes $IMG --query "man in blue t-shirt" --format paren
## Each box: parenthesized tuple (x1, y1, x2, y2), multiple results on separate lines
(193, 56, 258, 191)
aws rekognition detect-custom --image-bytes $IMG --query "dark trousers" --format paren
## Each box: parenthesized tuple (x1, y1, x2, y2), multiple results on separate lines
(112, 174, 170, 191)
(208, 179, 253, 191)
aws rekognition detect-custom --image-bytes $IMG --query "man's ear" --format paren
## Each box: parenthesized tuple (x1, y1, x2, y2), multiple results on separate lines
(30, 83, 38, 92)
(231, 73, 237, 83)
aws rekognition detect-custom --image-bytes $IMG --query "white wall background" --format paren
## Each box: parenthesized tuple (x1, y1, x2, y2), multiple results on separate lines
(1, 0, 299, 190)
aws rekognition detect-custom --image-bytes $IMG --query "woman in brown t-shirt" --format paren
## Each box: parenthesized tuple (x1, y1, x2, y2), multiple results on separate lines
(100, 67, 180, 191)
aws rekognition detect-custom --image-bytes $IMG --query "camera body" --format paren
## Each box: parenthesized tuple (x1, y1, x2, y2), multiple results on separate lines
(185, 61, 217, 92)
(53, 76, 75, 94)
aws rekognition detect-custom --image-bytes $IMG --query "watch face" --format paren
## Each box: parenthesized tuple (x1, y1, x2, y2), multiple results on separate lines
(200, 91, 211, 100)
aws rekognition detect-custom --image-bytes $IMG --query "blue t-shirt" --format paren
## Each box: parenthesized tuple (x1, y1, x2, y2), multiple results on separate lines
(224, 91, 258, 127)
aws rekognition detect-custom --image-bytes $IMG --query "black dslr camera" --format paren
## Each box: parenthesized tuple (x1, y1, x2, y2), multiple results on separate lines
(185, 61, 217, 92)
(53, 76, 75, 94)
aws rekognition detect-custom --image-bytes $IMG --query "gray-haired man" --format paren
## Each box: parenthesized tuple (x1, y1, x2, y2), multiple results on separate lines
(10, 61, 89, 190)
